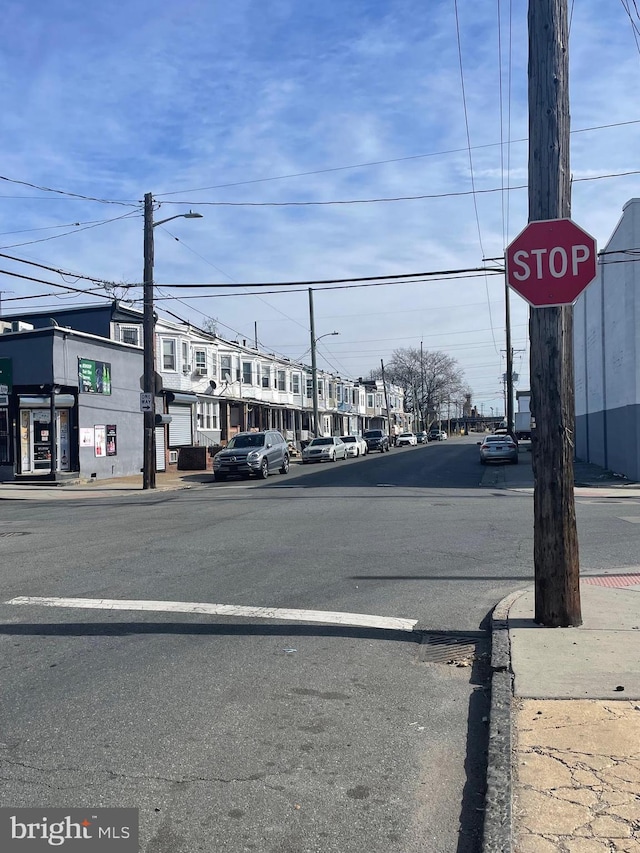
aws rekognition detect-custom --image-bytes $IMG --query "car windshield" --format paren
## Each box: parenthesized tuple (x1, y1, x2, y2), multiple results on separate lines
(310, 438, 333, 446)
(364, 431, 382, 437)
(341, 436, 356, 442)
(227, 434, 265, 449)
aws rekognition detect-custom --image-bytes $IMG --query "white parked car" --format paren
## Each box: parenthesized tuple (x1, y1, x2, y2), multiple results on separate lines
(340, 435, 367, 457)
(397, 432, 418, 447)
(302, 436, 348, 463)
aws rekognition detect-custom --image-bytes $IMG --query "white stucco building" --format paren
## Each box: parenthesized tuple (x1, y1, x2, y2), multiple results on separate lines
(574, 198, 640, 480)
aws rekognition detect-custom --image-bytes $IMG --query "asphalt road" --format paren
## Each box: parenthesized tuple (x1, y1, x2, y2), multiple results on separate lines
(1, 436, 639, 852)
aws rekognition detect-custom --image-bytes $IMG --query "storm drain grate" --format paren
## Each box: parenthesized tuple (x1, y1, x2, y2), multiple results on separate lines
(417, 632, 489, 665)
(0, 531, 30, 538)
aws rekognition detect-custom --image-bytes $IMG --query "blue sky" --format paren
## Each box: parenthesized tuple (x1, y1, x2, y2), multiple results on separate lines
(2, 0, 640, 415)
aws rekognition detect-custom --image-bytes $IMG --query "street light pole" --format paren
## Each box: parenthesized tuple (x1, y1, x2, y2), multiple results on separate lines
(142, 193, 202, 490)
(307, 288, 338, 437)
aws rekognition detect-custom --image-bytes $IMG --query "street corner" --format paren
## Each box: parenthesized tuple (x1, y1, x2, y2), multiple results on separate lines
(513, 698, 640, 852)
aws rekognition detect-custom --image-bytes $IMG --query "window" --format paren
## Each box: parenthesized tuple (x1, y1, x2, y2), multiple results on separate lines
(197, 400, 218, 430)
(337, 385, 342, 403)
(292, 373, 300, 395)
(162, 339, 176, 371)
(243, 362, 253, 385)
(376, 394, 383, 408)
(221, 355, 232, 381)
(306, 378, 313, 398)
(119, 325, 139, 346)
(277, 370, 286, 391)
(318, 380, 324, 398)
(351, 389, 357, 406)
(367, 394, 374, 408)
(328, 382, 335, 400)
(182, 342, 189, 364)
(261, 364, 270, 388)
(195, 350, 207, 373)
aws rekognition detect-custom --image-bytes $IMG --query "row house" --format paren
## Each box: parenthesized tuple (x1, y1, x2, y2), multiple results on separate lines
(0, 302, 406, 480)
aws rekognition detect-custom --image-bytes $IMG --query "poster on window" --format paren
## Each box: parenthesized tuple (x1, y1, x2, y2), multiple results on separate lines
(94, 425, 106, 457)
(78, 358, 112, 394)
(106, 424, 117, 456)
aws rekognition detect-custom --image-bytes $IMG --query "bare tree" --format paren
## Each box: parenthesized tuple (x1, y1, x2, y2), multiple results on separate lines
(370, 347, 465, 425)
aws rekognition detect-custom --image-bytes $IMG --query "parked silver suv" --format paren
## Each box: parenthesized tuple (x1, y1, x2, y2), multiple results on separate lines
(213, 430, 289, 481)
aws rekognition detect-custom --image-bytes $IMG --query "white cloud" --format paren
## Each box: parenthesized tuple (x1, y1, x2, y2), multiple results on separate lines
(1, 0, 639, 413)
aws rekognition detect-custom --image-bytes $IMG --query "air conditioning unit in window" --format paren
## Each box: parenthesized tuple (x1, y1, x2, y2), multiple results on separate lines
(182, 364, 192, 374)
(169, 450, 178, 464)
(195, 368, 208, 377)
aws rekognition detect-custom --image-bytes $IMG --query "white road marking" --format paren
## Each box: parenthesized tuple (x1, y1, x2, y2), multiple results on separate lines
(6, 597, 418, 633)
(618, 516, 640, 524)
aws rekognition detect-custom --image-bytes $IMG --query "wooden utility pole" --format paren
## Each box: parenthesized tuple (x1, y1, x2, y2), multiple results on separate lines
(528, 0, 581, 626)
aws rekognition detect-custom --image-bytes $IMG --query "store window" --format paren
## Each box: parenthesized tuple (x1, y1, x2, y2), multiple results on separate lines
(0, 408, 9, 463)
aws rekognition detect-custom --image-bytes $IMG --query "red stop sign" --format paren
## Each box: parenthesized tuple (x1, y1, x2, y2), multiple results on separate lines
(506, 218, 597, 306)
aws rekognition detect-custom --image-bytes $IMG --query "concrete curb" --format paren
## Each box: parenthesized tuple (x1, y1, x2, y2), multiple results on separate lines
(482, 589, 526, 853)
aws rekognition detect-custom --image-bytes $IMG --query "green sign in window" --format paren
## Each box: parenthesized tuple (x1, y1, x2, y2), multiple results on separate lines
(78, 358, 112, 395)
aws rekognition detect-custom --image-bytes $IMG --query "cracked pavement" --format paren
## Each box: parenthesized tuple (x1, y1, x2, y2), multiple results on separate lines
(513, 699, 640, 852)
(507, 582, 640, 852)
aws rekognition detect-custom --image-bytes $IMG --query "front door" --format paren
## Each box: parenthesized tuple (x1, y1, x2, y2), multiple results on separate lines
(20, 409, 70, 473)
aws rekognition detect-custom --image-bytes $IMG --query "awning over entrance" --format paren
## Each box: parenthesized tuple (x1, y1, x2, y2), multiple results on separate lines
(19, 395, 75, 408)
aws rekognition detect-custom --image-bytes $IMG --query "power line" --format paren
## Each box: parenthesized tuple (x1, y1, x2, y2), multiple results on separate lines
(123, 264, 504, 291)
(153, 119, 640, 198)
(0, 252, 122, 287)
(0, 268, 114, 300)
(0, 210, 142, 250)
(0, 175, 138, 206)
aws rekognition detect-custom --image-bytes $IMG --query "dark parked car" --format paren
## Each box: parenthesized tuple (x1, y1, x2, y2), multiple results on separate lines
(363, 429, 390, 453)
(416, 431, 428, 444)
(428, 428, 447, 442)
(213, 430, 289, 480)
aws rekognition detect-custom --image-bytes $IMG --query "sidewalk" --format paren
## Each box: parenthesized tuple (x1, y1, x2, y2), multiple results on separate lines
(484, 446, 640, 853)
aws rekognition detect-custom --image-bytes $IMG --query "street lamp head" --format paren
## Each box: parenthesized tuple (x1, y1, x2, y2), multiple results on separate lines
(183, 210, 203, 219)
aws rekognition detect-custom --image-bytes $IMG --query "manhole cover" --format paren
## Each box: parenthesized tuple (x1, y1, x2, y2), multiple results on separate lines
(0, 532, 30, 538)
(417, 632, 489, 665)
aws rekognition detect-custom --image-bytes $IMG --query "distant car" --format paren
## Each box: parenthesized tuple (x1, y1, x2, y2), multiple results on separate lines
(363, 429, 390, 453)
(340, 435, 367, 457)
(302, 436, 348, 463)
(428, 428, 447, 441)
(213, 430, 289, 480)
(479, 434, 519, 465)
(416, 431, 428, 444)
(397, 432, 418, 447)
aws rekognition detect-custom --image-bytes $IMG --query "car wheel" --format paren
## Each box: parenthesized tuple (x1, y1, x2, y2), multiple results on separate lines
(215, 472, 227, 481)
(331, 452, 337, 462)
(279, 455, 290, 474)
(259, 459, 269, 479)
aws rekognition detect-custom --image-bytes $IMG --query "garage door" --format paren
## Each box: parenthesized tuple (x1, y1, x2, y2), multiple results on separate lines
(155, 426, 166, 472)
(168, 404, 193, 446)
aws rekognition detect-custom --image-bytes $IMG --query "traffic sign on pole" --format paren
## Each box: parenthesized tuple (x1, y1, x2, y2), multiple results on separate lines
(140, 393, 153, 412)
(506, 218, 597, 307)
